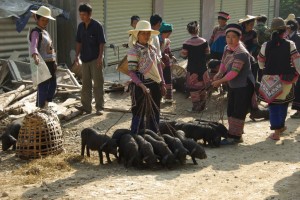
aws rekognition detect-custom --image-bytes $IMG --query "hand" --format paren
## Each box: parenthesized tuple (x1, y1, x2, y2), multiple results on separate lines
(138, 83, 150, 94)
(212, 80, 222, 88)
(74, 56, 79, 66)
(160, 84, 167, 96)
(213, 73, 222, 81)
(33, 54, 39, 65)
(97, 56, 103, 69)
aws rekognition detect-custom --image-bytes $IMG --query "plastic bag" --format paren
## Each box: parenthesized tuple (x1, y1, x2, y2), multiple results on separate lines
(27, 29, 52, 86)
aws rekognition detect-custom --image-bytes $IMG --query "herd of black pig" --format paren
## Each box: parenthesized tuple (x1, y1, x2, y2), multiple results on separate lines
(1, 118, 228, 169)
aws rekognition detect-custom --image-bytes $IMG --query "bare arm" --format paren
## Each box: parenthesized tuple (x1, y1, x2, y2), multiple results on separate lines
(75, 42, 82, 63)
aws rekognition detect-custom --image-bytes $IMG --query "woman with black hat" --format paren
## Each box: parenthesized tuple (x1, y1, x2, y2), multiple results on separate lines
(181, 21, 210, 112)
(209, 11, 230, 60)
(257, 17, 300, 140)
(212, 23, 255, 145)
(286, 19, 300, 118)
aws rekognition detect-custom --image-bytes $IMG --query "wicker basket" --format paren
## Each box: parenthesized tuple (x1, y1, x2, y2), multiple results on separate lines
(16, 109, 63, 159)
(116, 55, 129, 76)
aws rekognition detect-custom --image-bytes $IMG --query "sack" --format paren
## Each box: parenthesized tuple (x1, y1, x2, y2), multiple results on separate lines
(116, 55, 129, 76)
(259, 75, 283, 103)
(27, 29, 51, 86)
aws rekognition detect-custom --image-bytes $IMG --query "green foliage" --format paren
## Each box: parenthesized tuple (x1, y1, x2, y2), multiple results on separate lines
(280, 0, 300, 18)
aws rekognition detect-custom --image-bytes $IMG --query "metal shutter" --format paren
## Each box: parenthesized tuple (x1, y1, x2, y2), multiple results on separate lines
(252, 0, 275, 26)
(221, 0, 247, 24)
(0, 17, 55, 60)
(105, 0, 153, 65)
(163, 0, 201, 50)
(214, 0, 222, 25)
(89, 0, 104, 23)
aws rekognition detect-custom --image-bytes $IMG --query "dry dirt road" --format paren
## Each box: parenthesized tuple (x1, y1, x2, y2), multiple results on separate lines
(0, 90, 299, 200)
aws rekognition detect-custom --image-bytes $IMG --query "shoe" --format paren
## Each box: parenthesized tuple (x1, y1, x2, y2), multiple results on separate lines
(96, 110, 104, 116)
(220, 137, 243, 145)
(290, 112, 300, 119)
(75, 106, 91, 114)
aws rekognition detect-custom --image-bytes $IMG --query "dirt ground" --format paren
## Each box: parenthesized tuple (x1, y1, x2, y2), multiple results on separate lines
(0, 88, 299, 200)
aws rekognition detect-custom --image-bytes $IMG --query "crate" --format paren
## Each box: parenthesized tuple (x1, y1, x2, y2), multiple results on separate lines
(16, 109, 63, 159)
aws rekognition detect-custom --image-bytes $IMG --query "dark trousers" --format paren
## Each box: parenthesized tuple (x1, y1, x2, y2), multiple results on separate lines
(163, 66, 173, 99)
(292, 78, 300, 110)
(37, 61, 57, 108)
(227, 83, 254, 120)
(131, 81, 162, 134)
(269, 103, 288, 130)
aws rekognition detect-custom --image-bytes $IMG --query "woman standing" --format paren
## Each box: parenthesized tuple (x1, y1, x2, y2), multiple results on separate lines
(181, 21, 210, 112)
(159, 22, 175, 102)
(212, 24, 255, 144)
(209, 11, 230, 60)
(29, 6, 57, 108)
(239, 15, 260, 82)
(286, 20, 300, 118)
(127, 20, 166, 134)
(258, 18, 300, 140)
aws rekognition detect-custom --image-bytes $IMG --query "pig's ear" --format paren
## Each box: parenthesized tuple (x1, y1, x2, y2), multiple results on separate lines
(99, 142, 107, 151)
(8, 135, 17, 143)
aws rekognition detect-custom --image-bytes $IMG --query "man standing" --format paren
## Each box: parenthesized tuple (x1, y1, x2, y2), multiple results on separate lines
(255, 14, 270, 47)
(150, 14, 162, 58)
(75, 3, 106, 115)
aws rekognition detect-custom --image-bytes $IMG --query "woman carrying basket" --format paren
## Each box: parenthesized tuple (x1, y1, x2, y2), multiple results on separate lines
(127, 20, 166, 134)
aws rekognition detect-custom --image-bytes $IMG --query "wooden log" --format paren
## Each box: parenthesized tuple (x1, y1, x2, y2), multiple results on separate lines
(4, 92, 37, 112)
(13, 87, 36, 102)
(104, 107, 131, 113)
(61, 108, 83, 121)
(0, 85, 26, 111)
(13, 80, 81, 89)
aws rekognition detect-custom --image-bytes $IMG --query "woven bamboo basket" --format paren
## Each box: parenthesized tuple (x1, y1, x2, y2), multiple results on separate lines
(16, 109, 63, 159)
(116, 55, 129, 76)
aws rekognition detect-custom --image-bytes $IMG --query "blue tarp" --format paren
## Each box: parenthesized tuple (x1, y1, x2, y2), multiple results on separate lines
(0, 0, 69, 32)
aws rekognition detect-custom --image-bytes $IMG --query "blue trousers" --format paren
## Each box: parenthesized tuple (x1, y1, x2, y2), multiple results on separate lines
(269, 103, 288, 130)
(36, 61, 57, 108)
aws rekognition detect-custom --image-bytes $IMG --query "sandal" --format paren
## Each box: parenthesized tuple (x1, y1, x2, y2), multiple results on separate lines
(220, 138, 243, 145)
(268, 133, 280, 140)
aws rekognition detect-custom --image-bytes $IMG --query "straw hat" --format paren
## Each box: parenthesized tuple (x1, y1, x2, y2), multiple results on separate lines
(238, 15, 257, 24)
(270, 17, 289, 31)
(284, 13, 295, 22)
(30, 6, 55, 21)
(128, 20, 159, 37)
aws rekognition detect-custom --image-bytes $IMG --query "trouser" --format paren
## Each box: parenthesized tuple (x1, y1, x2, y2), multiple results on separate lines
(186, 72, 207, 111)
(131, 81, 162, 134)
(81, 59, 104, 112)
(227, 83, 254, 138)
(269, 103, 288, 130)
(37, 61, 57, 108)
(292, 78, 300, 111)
(163, 66, 173, 100)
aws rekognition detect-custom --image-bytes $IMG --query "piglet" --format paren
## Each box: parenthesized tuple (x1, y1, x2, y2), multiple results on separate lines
(162, 134, 189, 164)
(118, 134, 141, 168)
(1, 118, 22, 151)
(144, 134, 175, 169)
(175, 130, 207, 165)
(133, 135, 158, 167)
(81, 128, 117, 165)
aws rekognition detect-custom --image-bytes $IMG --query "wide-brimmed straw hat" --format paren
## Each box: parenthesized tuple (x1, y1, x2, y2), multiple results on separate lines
(270, 17, 289, 31)
(30, 6, 55, 20)
(128, 20, 159, 37)
(284, 13, 295, 22)
(238, 15, 257, 24)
